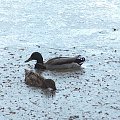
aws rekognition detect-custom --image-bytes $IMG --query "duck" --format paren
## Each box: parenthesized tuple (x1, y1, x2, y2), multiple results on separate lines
(25, 52, 85, 70)
(25, 69, 56, 91)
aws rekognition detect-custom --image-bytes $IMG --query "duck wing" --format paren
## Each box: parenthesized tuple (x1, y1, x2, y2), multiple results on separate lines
(46, 55, 85, 65)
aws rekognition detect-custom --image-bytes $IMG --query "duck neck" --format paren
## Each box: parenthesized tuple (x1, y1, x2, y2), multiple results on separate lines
(35, 63, 46, 69)
(36, 55, 43, 64)
(37, 59, 43, 64)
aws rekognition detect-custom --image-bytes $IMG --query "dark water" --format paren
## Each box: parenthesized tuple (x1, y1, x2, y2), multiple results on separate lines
(0, 0, 120, 119)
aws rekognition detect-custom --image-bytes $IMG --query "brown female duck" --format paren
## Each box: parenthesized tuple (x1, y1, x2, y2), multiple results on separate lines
(25, 69, 56, 90)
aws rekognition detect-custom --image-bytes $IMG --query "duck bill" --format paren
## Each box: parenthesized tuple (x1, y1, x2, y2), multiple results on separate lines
(25, 57, 32, 62)
(54, 87, 57, 91)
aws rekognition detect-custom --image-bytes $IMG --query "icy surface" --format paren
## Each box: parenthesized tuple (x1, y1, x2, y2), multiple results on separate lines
(0, 0, 120, 120)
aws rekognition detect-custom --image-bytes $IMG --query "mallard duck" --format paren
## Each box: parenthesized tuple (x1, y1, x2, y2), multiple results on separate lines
(25, 69, 56, 90)
(25, 52, 85, 70)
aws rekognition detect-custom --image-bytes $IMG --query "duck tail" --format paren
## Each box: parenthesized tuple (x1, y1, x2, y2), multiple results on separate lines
(75, 55, 85, 65)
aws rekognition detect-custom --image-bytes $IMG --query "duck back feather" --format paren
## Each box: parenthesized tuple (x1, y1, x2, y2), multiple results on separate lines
(46, 55, 85, 65)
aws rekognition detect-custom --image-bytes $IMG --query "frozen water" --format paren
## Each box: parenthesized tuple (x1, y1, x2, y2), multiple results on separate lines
(0, 0, 120, 119)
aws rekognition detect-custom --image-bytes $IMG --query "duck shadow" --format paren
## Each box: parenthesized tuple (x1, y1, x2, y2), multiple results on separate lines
(26, 85, 56, 98)
(35, 67, 85, 77)
(41, 89, 56, 98)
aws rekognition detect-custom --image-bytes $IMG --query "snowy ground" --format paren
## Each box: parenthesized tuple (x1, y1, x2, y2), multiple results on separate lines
(0, 0, 120, 119)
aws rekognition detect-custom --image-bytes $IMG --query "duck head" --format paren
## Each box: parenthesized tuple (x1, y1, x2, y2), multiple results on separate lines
(25, 52, 43, 64)
(44, 79, 57, 91)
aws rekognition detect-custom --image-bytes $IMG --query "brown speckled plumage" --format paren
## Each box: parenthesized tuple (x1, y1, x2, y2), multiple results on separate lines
(25, 69, 56, 90)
